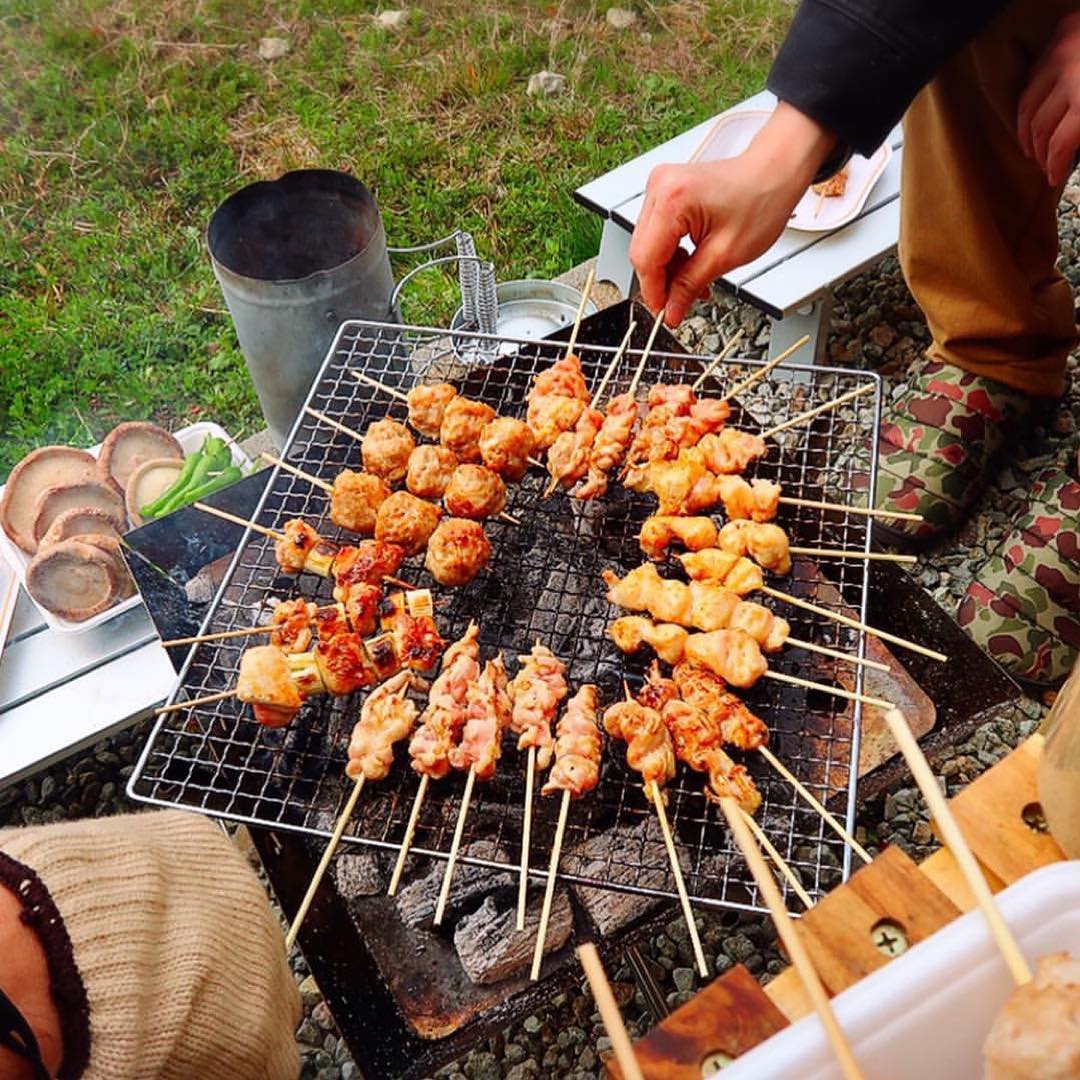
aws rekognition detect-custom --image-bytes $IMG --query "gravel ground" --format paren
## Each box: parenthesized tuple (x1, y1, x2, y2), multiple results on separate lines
(4, 188, 1078, 1077)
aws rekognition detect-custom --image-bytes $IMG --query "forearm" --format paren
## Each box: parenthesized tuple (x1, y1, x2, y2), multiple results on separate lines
(742, 100, 838, 195)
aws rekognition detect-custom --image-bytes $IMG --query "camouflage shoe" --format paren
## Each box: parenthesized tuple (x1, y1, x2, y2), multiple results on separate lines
(956, 461, 1080, 686)
(874, 361, 1036, 545)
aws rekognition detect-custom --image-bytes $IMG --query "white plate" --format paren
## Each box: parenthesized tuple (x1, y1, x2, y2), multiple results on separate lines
(0, 421, 252, 636)
(690, 108, 892, 233)
(714, 861, 1080, 1080)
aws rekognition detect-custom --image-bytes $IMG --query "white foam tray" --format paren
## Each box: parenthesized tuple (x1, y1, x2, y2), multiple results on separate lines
(0, 421, 251, 636)
(714, 860, 1080, 1080)
(690, 108, 892, 233)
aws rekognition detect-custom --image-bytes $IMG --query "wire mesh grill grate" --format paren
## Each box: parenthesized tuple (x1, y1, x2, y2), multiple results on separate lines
(129, 316, 881, 913)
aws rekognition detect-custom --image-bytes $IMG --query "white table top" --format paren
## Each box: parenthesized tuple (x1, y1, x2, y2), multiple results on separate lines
(575, 90, 904, 317)
(0, 588, 175, 789)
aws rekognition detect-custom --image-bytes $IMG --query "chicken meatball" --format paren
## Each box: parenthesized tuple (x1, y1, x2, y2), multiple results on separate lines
(361, 418, 415, 484)
(440, 397, 496, 462)
(478, 417, 535, 483)
(374, 491, 442, 555)
(406, 444, 458, 500)
(329, 469, 391, 534)
(424, 518, 492, 586)
(407, 383, 458, 438)
(444, 464, 506, 520)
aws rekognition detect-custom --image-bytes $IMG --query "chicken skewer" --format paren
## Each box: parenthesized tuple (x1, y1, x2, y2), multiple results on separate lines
(563, 265, 595, 360)
(719, 797, 866, 1080)
(530, 683, 603, 980)
(285, 673, 422, 950)
(603, 684, 708, 977)
(390, 623, 482, 895)
(434, 654, 512, 925)
(509, 643, 569, 930)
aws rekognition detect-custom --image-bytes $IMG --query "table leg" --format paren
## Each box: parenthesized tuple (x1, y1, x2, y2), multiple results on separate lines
(596, 219, 636, 297)
(768, 292, 833, 374)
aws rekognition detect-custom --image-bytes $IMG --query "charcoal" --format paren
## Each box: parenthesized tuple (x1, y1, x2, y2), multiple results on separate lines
(394, 839, 513, 929)
(332, 849, 384, 900)
(454, 886, 572, 985)
(567, 815, 688, 935)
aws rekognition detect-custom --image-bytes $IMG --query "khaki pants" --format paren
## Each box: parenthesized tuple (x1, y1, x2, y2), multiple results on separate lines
(900, 0, 1079, 398)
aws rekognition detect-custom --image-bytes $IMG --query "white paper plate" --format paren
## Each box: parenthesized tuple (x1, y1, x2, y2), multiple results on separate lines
(690, 108, 892, 233)
(0, 421, 252, 636)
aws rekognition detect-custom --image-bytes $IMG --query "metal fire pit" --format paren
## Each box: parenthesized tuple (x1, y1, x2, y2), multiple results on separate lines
(129, 308, 881, 922)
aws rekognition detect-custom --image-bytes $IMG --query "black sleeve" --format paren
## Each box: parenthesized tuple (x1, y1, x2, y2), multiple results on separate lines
(766, 0, 1013, 156)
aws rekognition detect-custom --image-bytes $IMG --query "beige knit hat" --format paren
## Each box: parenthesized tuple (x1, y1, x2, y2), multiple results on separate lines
(0, 810, 301, 1079)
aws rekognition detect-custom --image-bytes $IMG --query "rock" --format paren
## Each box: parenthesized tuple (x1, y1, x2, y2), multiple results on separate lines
(523, 1015, 543, 1035)
(312, 1000, 335, 1031)
(465, 1050, 499, 1080)
(869, 323, 896, 349)
(672, 966, 694, 993)
(376, 9, 409, 31)
(257, 36, 291, 61)
(606, 7, 638, 29)
(527, 71, 567, 98)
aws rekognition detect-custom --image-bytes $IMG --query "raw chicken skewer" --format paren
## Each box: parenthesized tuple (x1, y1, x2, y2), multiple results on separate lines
(509, 642, 569, 930)
(530, 683, 602, 980)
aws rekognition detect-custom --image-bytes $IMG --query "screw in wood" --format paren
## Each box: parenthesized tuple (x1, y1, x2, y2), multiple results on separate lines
(1021, 801, 1049, 834)
(869, 918, 909, 958)
(701, 1050, 734, 1074)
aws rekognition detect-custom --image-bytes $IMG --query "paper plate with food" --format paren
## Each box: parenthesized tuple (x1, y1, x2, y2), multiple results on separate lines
(0, 421, 252, 635)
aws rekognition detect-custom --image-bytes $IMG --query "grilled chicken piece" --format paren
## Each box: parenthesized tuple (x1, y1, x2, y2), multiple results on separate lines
(716, 520, 792, 574)
(374, 491, 442, 555)
(508, 643, 568, 770)
(728, 601, 790, 652)
(546, 406, 603, 491)
(424, 518, 491, 587)
(314, 631, 378, 696)
(406, 444, 458, 500)
(671, 662, 769, 751)
(390, 613, 446, 672)
(407, 383, 458, 438)
(532, 354, 589, 400)
(440, 397, 496, 463)
(237, 644, 303, 728)
(683, 629, 767, 688)
(478, 417, 535, 483)
(696, 428, 767, 476)
(313, 602, 351, 640)
(269, 598, 318, 653)
(576, 393, 638, 501)
(715, 475, 781, 523)
(329, 469, 391, 534)
(361, 418, 415, 485)
(602, 699, 676, 800)
(678, 549, 765, 596)
(541, 685, 602, 797)
(333, 539, 406, 589)
(605, 563, 751, 634)
(649, 450, 781, 520)
(275, 518, 337, 577)
(609, 616, 689, 665)
(638, 515, 719, 560)
(444, 464, 506, 520)
(527, 395, 585, 451)
(346, 671, 421, 781)
(450, 655, 511, 780)
(637, 659, 678, 712)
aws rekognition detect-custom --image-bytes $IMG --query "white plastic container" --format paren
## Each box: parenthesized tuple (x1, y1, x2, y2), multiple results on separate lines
(0, 421, 251, 635)
(715, 861, 1080, 1080)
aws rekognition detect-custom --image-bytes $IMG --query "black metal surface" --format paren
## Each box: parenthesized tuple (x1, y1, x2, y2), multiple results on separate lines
(128, 302, 881, 914)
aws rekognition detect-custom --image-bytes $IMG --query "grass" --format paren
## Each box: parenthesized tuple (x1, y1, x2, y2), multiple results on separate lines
(0, 0, 789, 472)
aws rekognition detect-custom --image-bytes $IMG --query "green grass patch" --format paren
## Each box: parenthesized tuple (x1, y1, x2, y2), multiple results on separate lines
(0, 0, 788, 471)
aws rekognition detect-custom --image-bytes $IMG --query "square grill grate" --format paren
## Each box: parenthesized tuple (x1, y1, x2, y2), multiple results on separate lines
(129, 314, 882, 913)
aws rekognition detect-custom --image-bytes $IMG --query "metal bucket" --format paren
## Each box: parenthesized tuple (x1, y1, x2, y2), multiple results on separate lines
(207, 170, 397, 447)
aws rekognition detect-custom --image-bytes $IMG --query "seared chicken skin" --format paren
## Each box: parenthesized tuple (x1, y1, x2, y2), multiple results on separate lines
(449, 654, 511, 780)
(716, 520, 792, 575)
(639, 515, 718, 561)
(346, 670, 422, 781)
(696, 428, 767, 476)
(677, 549, 766, 596)
(576, 393, 639, 501)
(541, 685, 603, 797)
(602, 698, 676, 800)
(672, 662, 768, 751)
(546, 406, 604, 492)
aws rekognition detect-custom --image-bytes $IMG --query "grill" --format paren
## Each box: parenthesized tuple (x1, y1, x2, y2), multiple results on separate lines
(128, 303, 881, 913)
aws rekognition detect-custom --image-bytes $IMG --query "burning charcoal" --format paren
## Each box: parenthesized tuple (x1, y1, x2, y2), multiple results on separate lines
(332, 849, 385, 900)
(454, 886, 572, 985)
(394, 840, 512, 929)
(568, 815, 689, 935)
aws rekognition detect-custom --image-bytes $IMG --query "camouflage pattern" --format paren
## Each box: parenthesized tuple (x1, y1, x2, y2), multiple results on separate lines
(874, 361, 1034, 542)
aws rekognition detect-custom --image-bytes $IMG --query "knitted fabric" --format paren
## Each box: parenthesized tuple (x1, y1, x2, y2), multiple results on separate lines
(0, 810, 301, 1079)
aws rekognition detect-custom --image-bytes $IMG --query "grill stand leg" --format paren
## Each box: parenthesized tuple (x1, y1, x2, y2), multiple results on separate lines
(767, 293, 833, 381)
(624, 943, 670, 1024)
(596, 219, 637, 297)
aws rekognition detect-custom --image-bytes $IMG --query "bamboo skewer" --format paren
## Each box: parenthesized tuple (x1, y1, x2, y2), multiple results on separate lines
(761, 584, 949, 663)
(304, 404, 367, 444)
(577, 942, 645, 1080)
(154, 688, 236, 714)
(161, 624, 274, 648)
(649, 778, 708, 978)
(739, 807, 815, 908)
(789, 546, 917, 565)
(388, 774, 429, 896)
(719, 797, 865, 1080)
(689, 328, 746, 392)
(564, 267, 595, 360)
(517, 746, 536, 931)
(757, 745, 872, 864)
(261, 452, 333, 494)
(718, 333, 811, 401)
(530, 787, 571, 981)
(193, 501, 284, 542)
(286, 774, 366, 951)
(881, 707, 1032, 985)
(761, 384, 875, 440)
(629, 308, 667, 399)
(433, 766, 477, 926)
(589, 320, 638, 410)
(762, 670, 892, 710)
(787, 635, 890, 673)
(779, 495, 923, 523)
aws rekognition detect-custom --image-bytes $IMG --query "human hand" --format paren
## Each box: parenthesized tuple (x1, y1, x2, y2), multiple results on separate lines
(629, 101, 835, 326)
(1018, 11, 1080, 186)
